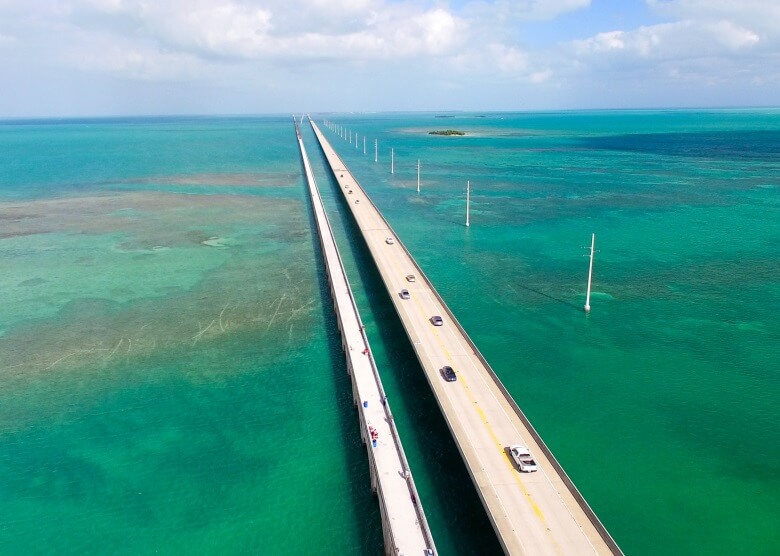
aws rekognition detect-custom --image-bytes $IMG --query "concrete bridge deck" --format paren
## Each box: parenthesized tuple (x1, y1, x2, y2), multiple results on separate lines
(309, 118, 621, 556)
(294, 121, 436, 555)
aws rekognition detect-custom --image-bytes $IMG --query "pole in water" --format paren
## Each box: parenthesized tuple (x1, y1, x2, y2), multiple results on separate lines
(584, 233, 595, 313)
(363, 136, 366, 155)
(391, 148, 394, 174)
(374, 139, 378, 163)
(466, 181, 471, 227)
(417, 160, 421, 193)
(356, 133, 359, 149)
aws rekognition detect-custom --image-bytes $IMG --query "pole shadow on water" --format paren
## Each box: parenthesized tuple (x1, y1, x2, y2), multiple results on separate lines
(508, 282, 582, 311)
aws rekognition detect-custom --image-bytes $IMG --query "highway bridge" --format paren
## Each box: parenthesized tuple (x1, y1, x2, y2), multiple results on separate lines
(309, 117, 621, 556)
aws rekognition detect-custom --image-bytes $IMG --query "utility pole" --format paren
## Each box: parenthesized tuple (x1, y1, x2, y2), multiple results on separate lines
(466, 180, 471, 227)
(584, 233, 596, 313)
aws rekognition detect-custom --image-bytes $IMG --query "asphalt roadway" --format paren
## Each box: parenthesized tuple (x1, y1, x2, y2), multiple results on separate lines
(310, 119, 620, 556)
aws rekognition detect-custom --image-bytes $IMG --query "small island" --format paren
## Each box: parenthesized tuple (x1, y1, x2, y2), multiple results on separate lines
(428, 129, 466, 136)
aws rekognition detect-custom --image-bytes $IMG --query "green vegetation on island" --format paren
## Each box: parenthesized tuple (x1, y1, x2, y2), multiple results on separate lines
(428, 129, 466, 136)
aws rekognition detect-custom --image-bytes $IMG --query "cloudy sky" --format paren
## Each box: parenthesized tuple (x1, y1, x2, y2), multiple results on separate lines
(1, 0, 778, 117)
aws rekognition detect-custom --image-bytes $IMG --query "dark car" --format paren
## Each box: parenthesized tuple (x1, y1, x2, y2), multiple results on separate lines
(430, 315, 443, 326)
(440, 366, 457, 382)
(399, 289, 410, 300)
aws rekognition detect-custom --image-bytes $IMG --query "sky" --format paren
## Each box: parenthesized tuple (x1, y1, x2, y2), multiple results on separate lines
(0, 0, 778, 117)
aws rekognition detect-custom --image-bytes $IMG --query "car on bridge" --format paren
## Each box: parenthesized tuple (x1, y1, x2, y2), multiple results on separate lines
(385, 237, 395, 245)
(399, 289, 410, 300)
(430, 315, 443, 326)
(509, 445, 538, 472)
(406, 274, 416, 282)
(440, 366, 457, 382)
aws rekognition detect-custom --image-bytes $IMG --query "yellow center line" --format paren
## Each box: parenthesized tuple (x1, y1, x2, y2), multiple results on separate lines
(368, 199, 551, 526)
(409, 287, 550, 526)
(447, 346, 548, 522)
(320, 131, 564, 553)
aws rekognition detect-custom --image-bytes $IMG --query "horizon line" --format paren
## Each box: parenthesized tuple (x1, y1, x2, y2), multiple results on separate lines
(2, 105, 779, 123)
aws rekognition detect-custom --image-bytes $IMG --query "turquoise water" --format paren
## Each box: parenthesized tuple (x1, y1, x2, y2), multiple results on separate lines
(1, 111, 778, 554)
(0, 118, 381, 554)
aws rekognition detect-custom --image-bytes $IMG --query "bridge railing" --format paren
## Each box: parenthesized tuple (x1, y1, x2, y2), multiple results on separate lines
(311, 119, 622, 556)
(298, 120, 437, 555)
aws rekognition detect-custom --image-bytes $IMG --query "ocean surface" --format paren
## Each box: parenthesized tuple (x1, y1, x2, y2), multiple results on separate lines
(0, 110, 777, 554)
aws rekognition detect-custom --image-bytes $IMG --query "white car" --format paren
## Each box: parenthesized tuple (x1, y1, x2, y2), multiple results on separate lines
(406, 274, 416, 282)
(509, 445, 538, 472)
(385, 237, 395, 245)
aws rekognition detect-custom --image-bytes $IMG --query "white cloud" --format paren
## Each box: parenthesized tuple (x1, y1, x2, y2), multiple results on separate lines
(0, 1, 561, 84)
(573, 19, 760, 62)
(0, 0, 776, 115)
(52, 1, 472, 64)
(576, 30, 626, 53)
(464, 0, 590, 24)
(647, 0, 778, 48)
(64, 32, 212, 80)
(529, 69, 552, 84)
(488, 43, 529, 73)
(708, 20, 759, 50)
(512, 0, 591, 21)
(647, 0, 780, 25)
(549, 2, 778, 109)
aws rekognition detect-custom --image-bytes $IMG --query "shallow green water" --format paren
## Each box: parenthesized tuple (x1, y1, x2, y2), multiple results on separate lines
(1, 111, 778, 554)
(0, 117, 381, 554)
(311, 110, 779, 555)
